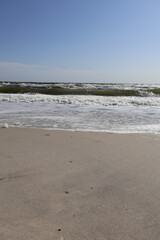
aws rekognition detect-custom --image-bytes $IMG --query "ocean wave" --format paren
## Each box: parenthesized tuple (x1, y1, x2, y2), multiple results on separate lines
(1, 82, 160, 96)
(1, 93, 160, 107)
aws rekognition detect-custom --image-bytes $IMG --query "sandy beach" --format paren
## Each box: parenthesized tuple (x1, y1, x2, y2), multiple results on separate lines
(1, 127, 160, 240)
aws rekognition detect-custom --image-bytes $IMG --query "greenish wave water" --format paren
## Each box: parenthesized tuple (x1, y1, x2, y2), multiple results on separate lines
(0, 86, 139, 96)
(0, 85, 159, 96)
(0, 82, 160, 96)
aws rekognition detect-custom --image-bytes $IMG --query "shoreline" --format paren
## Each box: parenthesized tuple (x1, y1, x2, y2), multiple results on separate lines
(1, 127, 160, 239)
(1, 125, 160, 135)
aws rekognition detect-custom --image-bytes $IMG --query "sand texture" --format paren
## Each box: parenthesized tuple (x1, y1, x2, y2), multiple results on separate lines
(0, 127, 160, 240)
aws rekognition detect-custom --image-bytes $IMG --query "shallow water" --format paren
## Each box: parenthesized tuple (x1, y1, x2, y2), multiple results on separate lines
(0, 97, 160, 133)
(1, 82, 160, 133)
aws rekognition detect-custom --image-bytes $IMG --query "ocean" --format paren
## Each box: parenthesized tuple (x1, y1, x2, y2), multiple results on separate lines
(0, 81, 160, 134)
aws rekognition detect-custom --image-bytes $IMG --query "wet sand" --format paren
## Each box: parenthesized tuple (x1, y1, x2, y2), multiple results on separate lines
(0, 127, 160, 240)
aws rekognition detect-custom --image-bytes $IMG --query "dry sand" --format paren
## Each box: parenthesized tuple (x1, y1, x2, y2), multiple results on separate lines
(0, 127, 160, 240)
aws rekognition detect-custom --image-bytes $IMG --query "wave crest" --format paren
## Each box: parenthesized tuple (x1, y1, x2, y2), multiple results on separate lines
(1, 93, 160, 107)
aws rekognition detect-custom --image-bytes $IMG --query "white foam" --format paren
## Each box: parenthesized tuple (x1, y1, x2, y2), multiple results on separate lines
(1, 93, 160, 107)
(1, 123, 9, 128)
(1, 92, 160, 134)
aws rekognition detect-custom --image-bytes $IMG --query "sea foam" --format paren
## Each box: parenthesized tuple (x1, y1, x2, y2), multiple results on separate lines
(1, 93, 160, 107)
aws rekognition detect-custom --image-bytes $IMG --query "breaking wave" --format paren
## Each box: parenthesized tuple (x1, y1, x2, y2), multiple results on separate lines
(1, 93, 160, 107)
(0, 81, 160, 97)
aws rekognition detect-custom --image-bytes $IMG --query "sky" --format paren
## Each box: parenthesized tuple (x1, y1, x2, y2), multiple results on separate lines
(0, 0, 160, 83)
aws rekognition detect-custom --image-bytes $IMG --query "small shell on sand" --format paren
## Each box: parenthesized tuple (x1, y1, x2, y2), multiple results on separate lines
(2, 123, 9, 128)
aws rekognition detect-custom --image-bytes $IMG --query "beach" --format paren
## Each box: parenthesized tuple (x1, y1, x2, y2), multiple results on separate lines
(1, 127, 160, 239)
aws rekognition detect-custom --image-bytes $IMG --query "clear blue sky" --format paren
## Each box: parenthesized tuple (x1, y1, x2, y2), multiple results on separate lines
(0, 0, 160, 83)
